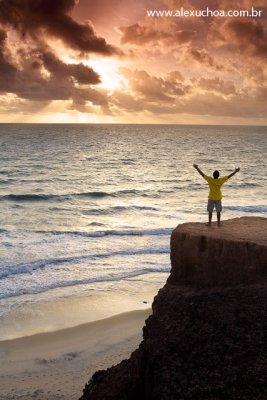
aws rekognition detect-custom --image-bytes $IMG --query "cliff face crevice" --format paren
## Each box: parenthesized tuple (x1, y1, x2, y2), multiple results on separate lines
(79, 217, 267, 400)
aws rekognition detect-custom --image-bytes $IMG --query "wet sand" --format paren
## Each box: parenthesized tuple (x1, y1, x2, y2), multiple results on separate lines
(0, 309, 151, 400)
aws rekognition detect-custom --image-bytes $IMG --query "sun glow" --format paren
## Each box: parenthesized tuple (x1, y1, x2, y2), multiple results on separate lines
(59, 49, 129, 93)
(84, 58, 129, 93)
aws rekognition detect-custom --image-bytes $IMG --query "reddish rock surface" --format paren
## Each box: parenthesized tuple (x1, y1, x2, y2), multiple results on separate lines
(79, 217, 267, 400)
(169, 217, 267, 288)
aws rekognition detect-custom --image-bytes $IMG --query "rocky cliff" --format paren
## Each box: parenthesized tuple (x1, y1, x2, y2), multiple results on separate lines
(79, 217, 267, 400)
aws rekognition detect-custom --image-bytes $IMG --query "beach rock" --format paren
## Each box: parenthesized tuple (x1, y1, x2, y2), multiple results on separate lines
(169, 216, 267, 288)
(79, 217, 267, 400)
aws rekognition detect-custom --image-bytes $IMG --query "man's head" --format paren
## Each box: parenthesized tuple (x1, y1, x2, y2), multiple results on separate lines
(213, 170, 220, 179)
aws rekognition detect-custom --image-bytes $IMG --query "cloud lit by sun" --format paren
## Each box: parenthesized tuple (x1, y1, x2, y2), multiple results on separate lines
(59, 49, 130, 93)
(0, 0, 266, 124)
(84, 58, 129, 93)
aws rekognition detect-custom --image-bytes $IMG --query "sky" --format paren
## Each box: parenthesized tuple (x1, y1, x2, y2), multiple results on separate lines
(0, 0, 266, 124)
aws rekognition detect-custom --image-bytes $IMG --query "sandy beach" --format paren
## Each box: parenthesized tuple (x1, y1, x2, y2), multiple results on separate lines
(0, 309, 151, 400)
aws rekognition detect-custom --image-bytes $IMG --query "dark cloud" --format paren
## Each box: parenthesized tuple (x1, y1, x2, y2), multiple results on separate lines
(73, 0, 159, 24)
(1, 0, 266, 122)
(41, 51, 100, 85)
(190, 49, 224, 71)
(198, 78, 236, 96)
(0, 0, 118, 55)
(225, 20, 267, 59)
(161, 4, 267, 119)
(0, 95, 50, 115)
(121, 23, 195, 45)
(180, 90, 267, 118)
(122, 69, 190, 103)
(0, 1, 113, 113)
(0, 28, 17, 85)
(113, 68, 188, 111)
(0, 27, 5, 41)
(111, 67, 266, 119)
(113, 87, 267, 118)
(109, 92, 145, 112)
(0, 34, 107, 109)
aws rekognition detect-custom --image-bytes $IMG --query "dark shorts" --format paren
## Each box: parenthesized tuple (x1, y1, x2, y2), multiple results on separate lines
(207, 199, 222, 212)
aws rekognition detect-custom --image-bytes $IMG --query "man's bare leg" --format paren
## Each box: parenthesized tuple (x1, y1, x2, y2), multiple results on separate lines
(207, 212, 212, 226)
(217, 212, 221, 226)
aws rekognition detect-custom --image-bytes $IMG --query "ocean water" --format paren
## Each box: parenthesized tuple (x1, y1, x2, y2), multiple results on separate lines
(0, 124, 266, 340)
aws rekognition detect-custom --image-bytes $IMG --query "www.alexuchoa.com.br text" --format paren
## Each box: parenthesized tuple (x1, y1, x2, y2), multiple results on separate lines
(147, 7, 263, 18)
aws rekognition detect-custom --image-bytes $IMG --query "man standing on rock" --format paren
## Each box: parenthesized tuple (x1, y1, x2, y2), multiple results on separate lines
(193, 164, 240, 226)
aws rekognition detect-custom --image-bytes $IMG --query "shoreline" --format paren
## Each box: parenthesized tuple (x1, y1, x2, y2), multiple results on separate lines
(0, 308, 151, 400)
(0, 271, 169, 342)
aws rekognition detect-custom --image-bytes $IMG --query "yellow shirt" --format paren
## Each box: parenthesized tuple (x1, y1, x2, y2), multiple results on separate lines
(203, 175, 228, 200)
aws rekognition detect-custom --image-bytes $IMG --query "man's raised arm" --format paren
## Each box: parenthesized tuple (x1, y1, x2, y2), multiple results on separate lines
(228, 167, 240, 179)
(193, 164, 205, 177)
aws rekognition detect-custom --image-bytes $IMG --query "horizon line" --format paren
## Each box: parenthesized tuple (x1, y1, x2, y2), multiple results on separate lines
(0, 123, 266, 127)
